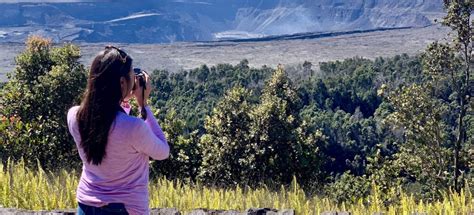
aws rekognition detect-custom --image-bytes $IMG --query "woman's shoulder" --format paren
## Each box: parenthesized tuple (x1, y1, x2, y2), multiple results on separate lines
(67, 106, 80, 122)
(115, 111, 147, 131)
(66, 106, 146, 131)
(68, 106, 80, 112)
(66, 106, 80, 136)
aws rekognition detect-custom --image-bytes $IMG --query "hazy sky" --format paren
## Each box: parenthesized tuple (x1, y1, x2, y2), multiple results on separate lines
(0, 0, 106, 2)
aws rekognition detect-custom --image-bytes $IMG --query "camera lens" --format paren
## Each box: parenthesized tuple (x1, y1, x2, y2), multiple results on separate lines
(133, 68, 142, 76)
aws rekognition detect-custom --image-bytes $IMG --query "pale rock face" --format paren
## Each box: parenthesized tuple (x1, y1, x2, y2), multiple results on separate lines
(0, 0, 444, 43)
(232, 0, 442, 36)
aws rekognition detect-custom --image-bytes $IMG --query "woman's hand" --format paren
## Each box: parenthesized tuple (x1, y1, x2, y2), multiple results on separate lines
(133, 72, 152, 108)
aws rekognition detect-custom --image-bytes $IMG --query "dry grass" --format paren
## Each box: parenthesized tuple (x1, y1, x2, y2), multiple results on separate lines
(0, 160, 472, 214)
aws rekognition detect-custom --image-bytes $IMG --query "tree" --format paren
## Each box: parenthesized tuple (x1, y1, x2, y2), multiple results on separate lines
(198, 86, 257, 185)
(250, 66, 303, 184)
(0, 36, 87, 169)
(303, 61, 313, 77)
(425, 0, 473, 192)
(383, 0, 473, 194)
(384, 84, 453, 197)
(151, 109, 202, 181)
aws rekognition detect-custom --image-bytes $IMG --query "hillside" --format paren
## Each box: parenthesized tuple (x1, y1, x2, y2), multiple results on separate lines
(0, 0, 444, 43)
(0, 24, 450, 82)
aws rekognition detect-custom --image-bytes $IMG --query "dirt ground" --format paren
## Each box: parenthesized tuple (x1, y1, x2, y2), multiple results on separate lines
(0, 25, 450, 82)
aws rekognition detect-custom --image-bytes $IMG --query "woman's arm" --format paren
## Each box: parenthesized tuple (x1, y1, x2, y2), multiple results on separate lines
(142, 106, 167, 144)
(130, 72, 169, 159)
(132, 106, 169, 160)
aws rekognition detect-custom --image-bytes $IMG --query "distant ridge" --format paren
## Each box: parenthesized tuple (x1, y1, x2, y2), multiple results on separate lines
(0, 0, 444, 43)
(215, 26, 416, 43)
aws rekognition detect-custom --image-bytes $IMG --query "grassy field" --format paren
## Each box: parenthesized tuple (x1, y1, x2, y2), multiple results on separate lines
(0, 160, 472, 215)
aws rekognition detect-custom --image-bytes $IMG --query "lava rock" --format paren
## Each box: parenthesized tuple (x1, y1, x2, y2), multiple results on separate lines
(150, 208, 181, 215)
(188, 208, 243, 215)
(320, 212, 352, 215)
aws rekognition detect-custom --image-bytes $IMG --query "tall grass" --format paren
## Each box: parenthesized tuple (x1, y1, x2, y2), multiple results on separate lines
(0, 160, 472, 214)
(0, 159, 77, 210)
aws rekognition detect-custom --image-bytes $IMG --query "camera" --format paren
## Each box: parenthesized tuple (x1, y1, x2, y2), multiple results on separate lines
(133, 67, 147, 90)
(133, 67, 148, 120)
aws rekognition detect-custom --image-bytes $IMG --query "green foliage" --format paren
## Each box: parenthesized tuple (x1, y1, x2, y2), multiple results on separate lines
(373, 54, 426, 88)
(0, 36, 87, 170)
(143, 54, 433, 190)
(146, 52, 471, 198)
(149, 108, 202, 181)
(149, 60, 272, 132)
(300, 108, 381, 177)
(384, 84, 453, 199)
(442, 0, 473, 49)
(199, 86, 257, 185)
(326, 172, 370, 204)
(197, 68, 325, 187)
(440, 0, 473, 192)
(251, 67, 304, 184)
(379, 0, 474, 194)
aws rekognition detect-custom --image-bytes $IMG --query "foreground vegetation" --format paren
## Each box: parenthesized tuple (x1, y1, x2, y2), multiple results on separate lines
(0, 160, 472, 214)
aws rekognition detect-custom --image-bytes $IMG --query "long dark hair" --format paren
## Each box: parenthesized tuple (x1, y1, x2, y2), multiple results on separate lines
(77, 46, 132, 165)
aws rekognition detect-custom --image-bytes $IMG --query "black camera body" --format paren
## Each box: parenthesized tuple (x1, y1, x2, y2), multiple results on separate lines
(133, 67, 147, 89)
(133, 67, 148, 120)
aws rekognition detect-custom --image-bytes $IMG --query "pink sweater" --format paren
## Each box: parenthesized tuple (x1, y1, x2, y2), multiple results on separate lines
(67, 105, 169, 215)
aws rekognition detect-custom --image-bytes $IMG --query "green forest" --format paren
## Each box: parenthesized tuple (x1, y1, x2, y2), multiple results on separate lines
(0, 1, 472, 213)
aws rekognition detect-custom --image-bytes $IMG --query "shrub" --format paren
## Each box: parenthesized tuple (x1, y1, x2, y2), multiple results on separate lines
(0, 36, 87, 170)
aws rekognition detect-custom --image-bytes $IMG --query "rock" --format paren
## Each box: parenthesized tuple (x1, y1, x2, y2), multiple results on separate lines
(0, 1, 443, 43)
(0, 208, 32, 214)
(187, 208, 213, 215)
(320, 212, 351, 215)
(188, 208, 243, 215)
(218, 211, 244, 215)
(150, 208, 181, 215)
(40, 210, 76, 215)
(247, 208, 279, 215)
(267, 209, 295, 215)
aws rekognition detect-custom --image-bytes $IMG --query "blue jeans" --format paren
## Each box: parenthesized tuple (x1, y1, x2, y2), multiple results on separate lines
(77, 202, 129, 215)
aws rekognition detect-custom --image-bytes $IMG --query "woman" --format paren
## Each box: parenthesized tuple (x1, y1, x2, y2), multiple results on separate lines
(67, 46, 170, 215)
